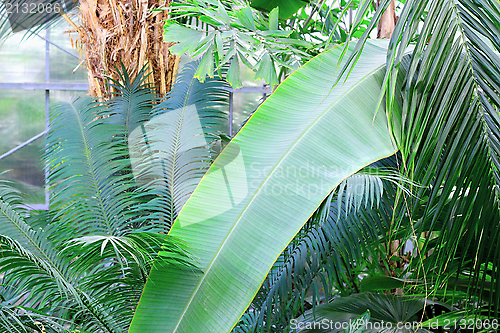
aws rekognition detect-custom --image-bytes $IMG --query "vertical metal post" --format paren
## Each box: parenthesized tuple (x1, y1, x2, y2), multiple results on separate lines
(229, 91, 233, 137)
(44, 27, 50, 208)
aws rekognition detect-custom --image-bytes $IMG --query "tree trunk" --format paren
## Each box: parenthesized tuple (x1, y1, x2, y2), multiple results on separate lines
(72, 0, 179, 98)
(377, 0, 397, 39)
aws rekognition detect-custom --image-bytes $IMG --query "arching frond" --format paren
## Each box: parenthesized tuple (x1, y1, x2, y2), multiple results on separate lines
(343, 0, 500, 316)
(45, 95, 139, 238)
(235, 157, 405, 332)
(0, 297, 66, 333)
(0, 184, 123, 332)
(107, 64, 157, 137)
(129, 61, 230, 231)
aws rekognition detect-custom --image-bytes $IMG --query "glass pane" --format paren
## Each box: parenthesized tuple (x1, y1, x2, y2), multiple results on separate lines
(233, 92, 264, 133)
(48, 21, 88, 83)
(0, 90, 45, 204)
(50, 90, 86, 103)
(0, 138, 45, 204)
(0, 30, 46, 83)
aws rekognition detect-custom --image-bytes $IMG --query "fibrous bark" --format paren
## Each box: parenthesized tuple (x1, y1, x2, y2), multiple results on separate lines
(73, 0, 179, 98)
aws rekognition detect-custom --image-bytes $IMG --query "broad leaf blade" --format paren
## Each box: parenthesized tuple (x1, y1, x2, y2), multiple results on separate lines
(251, 0, 309, 20)
(130, 40, 396, 332)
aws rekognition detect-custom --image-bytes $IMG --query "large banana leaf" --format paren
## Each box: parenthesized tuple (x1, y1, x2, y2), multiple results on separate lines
(129, 40, 397, 332)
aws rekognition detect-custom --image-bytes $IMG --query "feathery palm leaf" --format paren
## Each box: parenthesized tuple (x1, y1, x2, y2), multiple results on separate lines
(236, 157, 405, 332)
(342, 0, 500, 316)
(129, 61, 230, 231)
(0, 180, 195, 332)
(107, 64, 157, 137)
(0, 297, 66, 333)
(45, 95, 139, 239)
(0, 183, 124, 332)
(387, 0, 500, 315)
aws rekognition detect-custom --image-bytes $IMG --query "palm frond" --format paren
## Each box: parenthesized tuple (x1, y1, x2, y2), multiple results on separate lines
(1, 179, 195, 332)
(385, 0, 500, 315)
(0, 184, 123, 332)
(45, 94, 141, 239)
(107, 64, 157, 137)
(337, 0, 500, 315)
(0, 297, 66, 333)
(129, 61, 230, 231)
(236, 157, 404, 332)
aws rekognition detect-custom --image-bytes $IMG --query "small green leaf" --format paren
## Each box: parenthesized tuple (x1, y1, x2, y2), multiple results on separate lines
(164, 22, 204, 55)
(269, 7, 279, 30)
(194, 46, 215, 81)
(191, 32, 216, 58)
(218, 48, 236, 68)
(236, 6, 256, 31)
(217, 0, 231, 25)
(215, 32, 224, 60)
(227, 56, 242, 88)
(198, 15, 223, 26)
(255, 52, 278, 86)
(258, 30, 292, 37)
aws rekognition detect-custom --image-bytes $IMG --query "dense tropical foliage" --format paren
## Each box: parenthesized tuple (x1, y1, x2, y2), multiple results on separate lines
(0, 63, 228, 332)
(1, 0, 500, 332)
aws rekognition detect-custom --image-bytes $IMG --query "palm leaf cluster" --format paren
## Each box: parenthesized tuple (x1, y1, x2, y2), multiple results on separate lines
(0, 62, 229, 332)
(268, 0, 500, 326)
(280, 0, 500, 325)
(366, 0, 500, 316)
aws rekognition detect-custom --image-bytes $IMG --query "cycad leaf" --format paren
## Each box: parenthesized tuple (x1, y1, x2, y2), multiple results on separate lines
(130, 40, 396, 332)
(46, 96, 138, 238)
(107, 64, 156, 136)
(0, 183, 46, 257)
(130, 61, 229, 231)
(0, 184, 120, 332)
(243, 163, 401, 332)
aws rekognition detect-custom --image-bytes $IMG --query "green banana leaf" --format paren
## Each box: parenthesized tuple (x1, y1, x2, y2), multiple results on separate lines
(129, 40, 397, 333)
